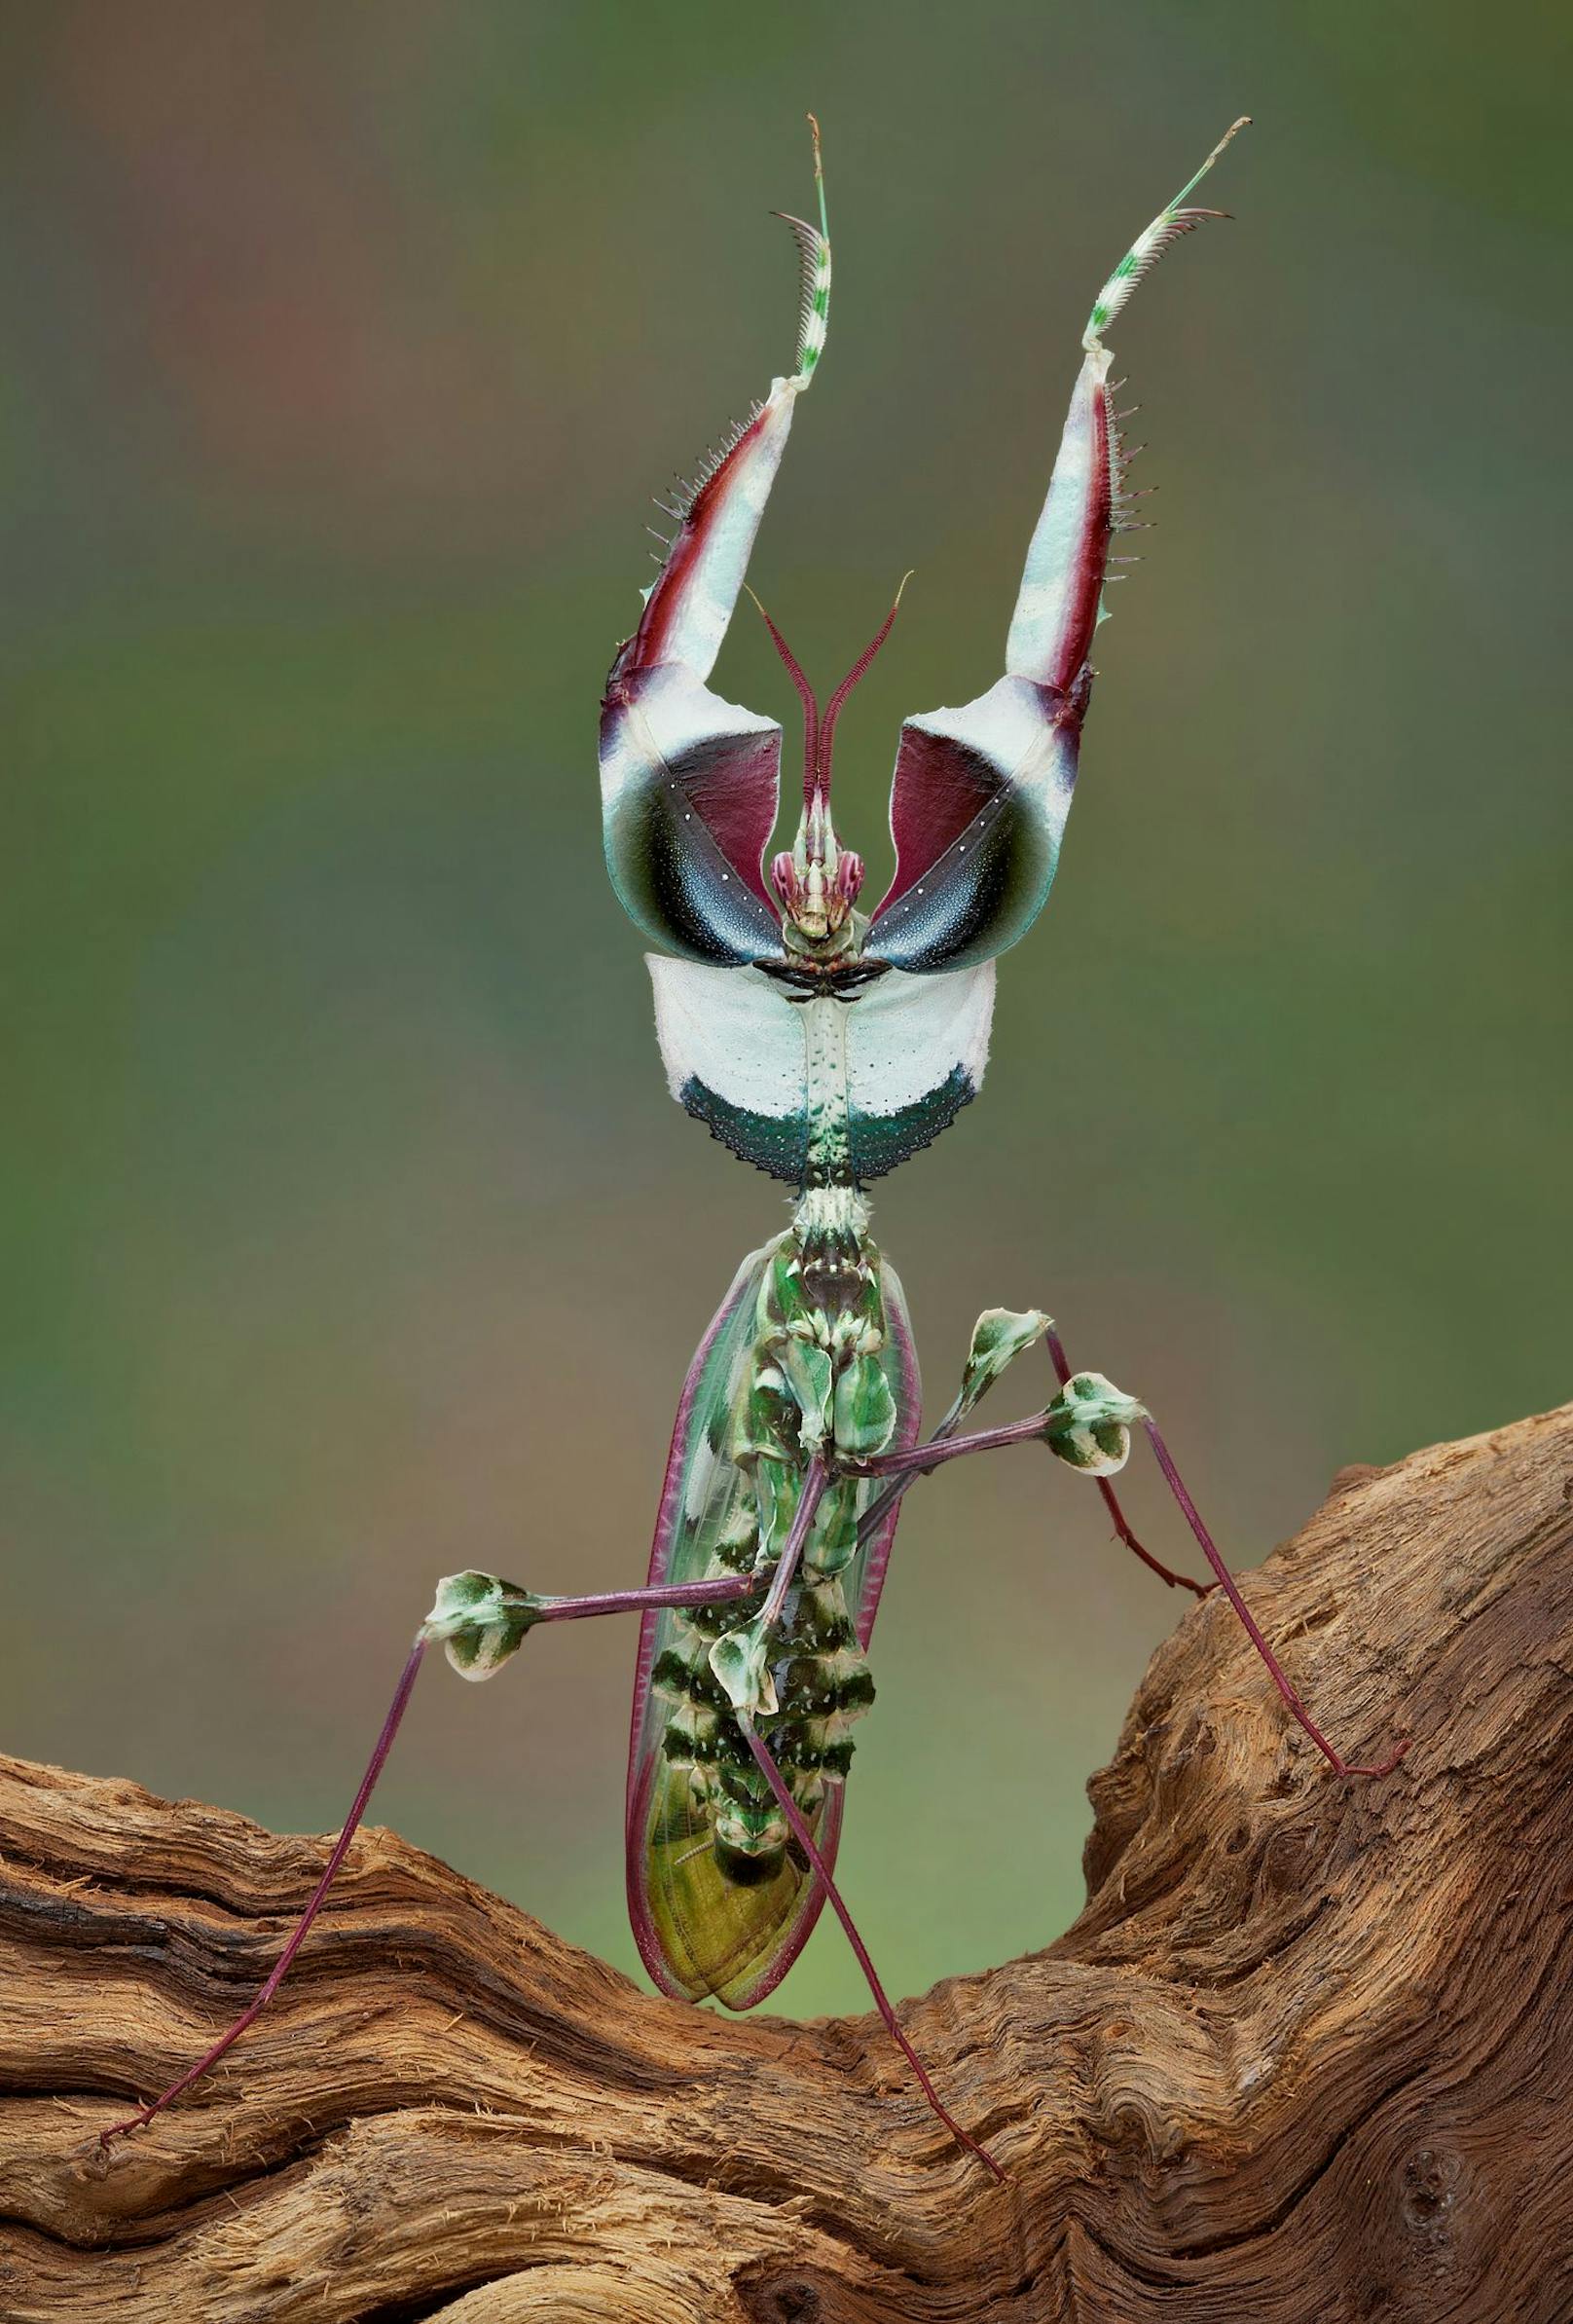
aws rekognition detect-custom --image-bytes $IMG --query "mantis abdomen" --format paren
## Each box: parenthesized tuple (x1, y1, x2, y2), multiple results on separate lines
(627, 1190, 918, 2008)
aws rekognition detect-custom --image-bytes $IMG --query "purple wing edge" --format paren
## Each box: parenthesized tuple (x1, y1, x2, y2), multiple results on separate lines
(623, 1256, 759, 2000)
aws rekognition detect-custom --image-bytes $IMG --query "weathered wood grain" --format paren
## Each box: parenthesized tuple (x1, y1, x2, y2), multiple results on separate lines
(2, 1405, 1570, 2320)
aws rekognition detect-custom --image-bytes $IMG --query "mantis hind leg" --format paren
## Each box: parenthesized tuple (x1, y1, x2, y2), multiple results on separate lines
(1042, 1325, 1209, 1597)
(737, 1712, 1009, 2183)
(851, 1321, 1408, 1784)
(855, 1306, 1207, 1594)
(95, 1566, 762, 2150)
(1134, 1411, 1408, 1777)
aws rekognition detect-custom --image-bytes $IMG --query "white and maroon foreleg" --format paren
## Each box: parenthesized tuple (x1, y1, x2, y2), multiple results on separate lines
(864, 119, 1250, 975)
(599, 120, 832, 965)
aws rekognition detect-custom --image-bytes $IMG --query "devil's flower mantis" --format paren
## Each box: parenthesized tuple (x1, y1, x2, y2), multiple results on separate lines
(101, 117, 1405, 2178)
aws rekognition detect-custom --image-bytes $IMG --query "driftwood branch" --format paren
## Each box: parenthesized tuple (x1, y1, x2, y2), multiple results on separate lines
(2, 1405, 1571, 2320)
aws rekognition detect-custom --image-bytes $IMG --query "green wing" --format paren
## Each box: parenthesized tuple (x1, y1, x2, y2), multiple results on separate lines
(625, 1239, 919, 2007)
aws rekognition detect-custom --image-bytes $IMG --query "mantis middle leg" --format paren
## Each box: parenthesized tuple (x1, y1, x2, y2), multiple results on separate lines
(94, 1563, 770, 2149)
(855, 1308, 1208, 1594)
(96, 1457, 1000, 2173)
(850, 1311, 1408, 1783)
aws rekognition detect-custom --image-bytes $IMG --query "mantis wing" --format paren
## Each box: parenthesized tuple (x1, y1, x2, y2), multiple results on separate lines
(625, 1240, 920, 2007)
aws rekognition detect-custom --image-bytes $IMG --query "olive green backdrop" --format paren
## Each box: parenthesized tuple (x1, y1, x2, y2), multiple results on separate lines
(3, 3, 1567, 2017)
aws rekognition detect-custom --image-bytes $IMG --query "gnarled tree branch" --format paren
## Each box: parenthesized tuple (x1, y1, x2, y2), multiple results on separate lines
(2, 1405, 1571, 2320)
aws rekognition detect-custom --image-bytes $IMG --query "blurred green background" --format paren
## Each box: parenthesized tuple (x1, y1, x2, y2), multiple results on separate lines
(2, 3, 1568, 2019)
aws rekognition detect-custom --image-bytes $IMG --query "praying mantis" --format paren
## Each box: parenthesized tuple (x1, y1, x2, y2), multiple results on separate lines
(100, 116, 1405, 2179)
